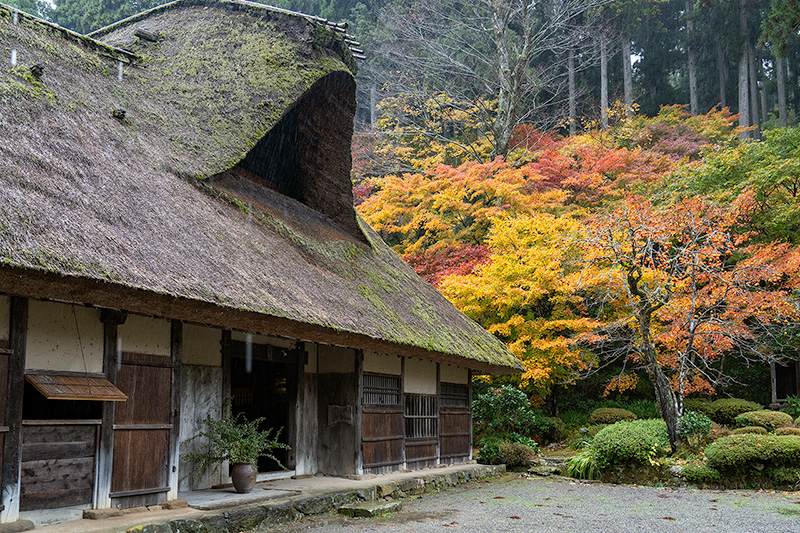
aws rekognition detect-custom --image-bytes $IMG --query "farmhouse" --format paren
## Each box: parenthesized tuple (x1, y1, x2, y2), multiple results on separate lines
(0, 0, 522, 525)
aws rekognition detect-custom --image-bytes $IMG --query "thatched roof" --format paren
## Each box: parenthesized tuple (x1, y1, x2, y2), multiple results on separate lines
(0, 1, 523, 374)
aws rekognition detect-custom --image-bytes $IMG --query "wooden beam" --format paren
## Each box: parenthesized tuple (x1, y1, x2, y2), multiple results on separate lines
(1, 297, 27, 523)
(95, 309, 126, 509)
(167, 320, 182, 500)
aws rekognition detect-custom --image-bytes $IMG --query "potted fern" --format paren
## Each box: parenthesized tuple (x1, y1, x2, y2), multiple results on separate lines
(181, 403, 290, 493)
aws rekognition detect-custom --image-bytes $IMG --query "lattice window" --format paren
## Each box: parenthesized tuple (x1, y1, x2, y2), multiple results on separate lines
(441, 383, 469, 408)
(363, 374, 400, 406)
(405, 394, 438, 438)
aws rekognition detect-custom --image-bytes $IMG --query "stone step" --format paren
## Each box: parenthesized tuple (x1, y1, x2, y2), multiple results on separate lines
(338, 500, 403, 518)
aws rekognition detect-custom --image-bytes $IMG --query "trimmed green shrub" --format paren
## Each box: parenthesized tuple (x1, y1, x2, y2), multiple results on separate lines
(677, 411, 713, 449)
(592, 419, 669, 469)
(732, 426, 768, 435)
(498, 442, 537, 467)
(478, 439, 537, 467)
(683, 398, 715, 418)
(589, 407, 638, 425)
(705, 434, 800, 471)
(709, 398, 763, 426)
(734, 410, 793, 430)
(768, 466, 800, 485)
(776, 427, 800, 436)
(682, 464, 722, 485)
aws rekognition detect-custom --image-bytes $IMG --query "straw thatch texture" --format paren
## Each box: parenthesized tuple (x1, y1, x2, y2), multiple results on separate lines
(0, 1, 523, 374)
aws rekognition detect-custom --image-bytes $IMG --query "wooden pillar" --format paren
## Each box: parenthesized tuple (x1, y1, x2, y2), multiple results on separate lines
(468, 370, 473, 461)
(221, 330, 232, 413)
(399, 357, 406, 470)
(435, 363, 441, 466)
(355, 350, 364, 475)
(96, 309, 126, 509)
(0, 297, 26, 523)
(167, 320, 182, 500)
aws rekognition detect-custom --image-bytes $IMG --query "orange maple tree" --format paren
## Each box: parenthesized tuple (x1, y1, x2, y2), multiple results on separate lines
(577, 195, 800, 447)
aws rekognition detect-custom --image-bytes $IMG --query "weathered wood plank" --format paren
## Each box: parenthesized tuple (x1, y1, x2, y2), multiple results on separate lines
(22, 441, 94, 461)
(22, 424, 96, 443)
(21, 456, 94, 492)
(20, 488, 93, 511)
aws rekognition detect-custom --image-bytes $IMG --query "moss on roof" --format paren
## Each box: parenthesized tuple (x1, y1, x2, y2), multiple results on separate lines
(0, 1, 523, 374)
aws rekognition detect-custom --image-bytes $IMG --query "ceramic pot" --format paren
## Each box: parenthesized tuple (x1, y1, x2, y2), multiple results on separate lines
(231, 462, 257, 493)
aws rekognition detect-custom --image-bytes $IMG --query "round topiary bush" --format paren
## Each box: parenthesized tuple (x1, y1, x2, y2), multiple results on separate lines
(497, 441, 538, 468)
(682, 463, 722, 486)
(589, 407, 638, 425)
(776, 427, 800, 436)
(591, 419, 669, 469)
(683, 398, 715, 418)
(732, 426, 768, 435)
(705, 434, 800, 471)
(709, 398, 763, 426)
(734, 410, 793, 431)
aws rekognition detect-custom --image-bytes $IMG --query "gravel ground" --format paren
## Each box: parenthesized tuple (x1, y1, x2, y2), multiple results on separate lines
(264, 474, 800, 533)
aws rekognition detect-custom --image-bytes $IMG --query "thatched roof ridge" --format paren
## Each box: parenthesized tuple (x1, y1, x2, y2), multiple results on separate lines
(88, 0, 359, 73)
(0, 2, 135, 62)
(0, 2, 523, 374)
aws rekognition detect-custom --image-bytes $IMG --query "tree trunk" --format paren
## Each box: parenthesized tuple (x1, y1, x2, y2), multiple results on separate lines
(748, 42, 760, 138)
(738, 44, 750, 139)
(621, 34, 633, 117)
(716, 40, 728, 108)
(738, 0, 750, 139)
(569, 48, 576, 135)
(600, 37, 609, 128)
(370, 85, 378, 129)
(634, 300, 681, 450)
(686, 0, 698, 115)
(777, 55, 787, 127)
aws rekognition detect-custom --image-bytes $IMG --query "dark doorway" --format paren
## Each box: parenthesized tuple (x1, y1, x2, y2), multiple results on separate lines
(229, 340, 295, 472)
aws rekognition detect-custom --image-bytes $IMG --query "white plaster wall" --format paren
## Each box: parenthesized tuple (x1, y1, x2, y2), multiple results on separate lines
(118, 314, 171, 356)
(363, 351, 402, 375)
(317, 344, 355, 374)
(303, 342, 318, 374)
(0, 295, 9, 342)
(183, 324, 222, 366)
(25, 300, 103, 373)
(231, 331, 294, 349)
(404, 358, 437, 395)
(440, 364, 469, 384)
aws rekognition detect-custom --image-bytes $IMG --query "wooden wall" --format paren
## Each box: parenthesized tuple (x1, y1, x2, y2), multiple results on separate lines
(20, 423, 97, 511)
(360, 357, 473, 475)
(316, 344, 357, 477)
(179, 324, 223, 491)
